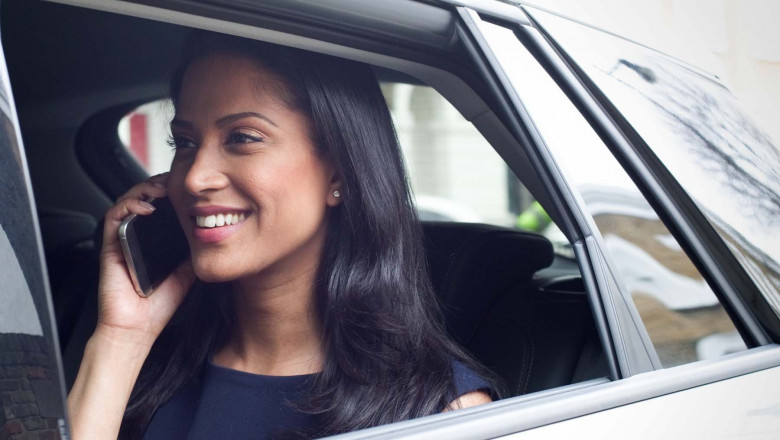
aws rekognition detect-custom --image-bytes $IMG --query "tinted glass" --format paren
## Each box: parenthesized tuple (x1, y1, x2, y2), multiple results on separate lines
(0, 44, 68, 438)
(529, 8, 780, 318)
(476, 20, 746, 366)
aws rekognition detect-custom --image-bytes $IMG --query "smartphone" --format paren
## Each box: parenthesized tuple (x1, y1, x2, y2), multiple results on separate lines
(118, 197, 189, 297)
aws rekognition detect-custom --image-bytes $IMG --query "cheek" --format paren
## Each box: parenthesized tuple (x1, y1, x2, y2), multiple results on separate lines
(269, 150, 330, 200)
(263, 155, 331, 226)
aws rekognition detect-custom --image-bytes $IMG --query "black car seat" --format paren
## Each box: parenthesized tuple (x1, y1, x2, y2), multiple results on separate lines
(37, 207, 100, 348)
(421, 222, 605, 395)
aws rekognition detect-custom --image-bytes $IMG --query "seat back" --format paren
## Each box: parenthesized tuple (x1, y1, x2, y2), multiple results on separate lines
(38, 207, 99, 347)
(421, 221, 604, 395)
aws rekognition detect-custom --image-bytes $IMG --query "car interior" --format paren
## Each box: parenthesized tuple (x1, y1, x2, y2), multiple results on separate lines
(1, 0, 608, 402)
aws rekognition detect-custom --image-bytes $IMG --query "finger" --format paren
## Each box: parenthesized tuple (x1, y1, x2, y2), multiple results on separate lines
(101, 198, 157, 250)
(116, 181, 168, 204)
(148, 172, 170, 184)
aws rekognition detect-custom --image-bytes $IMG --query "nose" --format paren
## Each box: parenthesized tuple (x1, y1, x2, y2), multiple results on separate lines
(182, 141, 229, 195)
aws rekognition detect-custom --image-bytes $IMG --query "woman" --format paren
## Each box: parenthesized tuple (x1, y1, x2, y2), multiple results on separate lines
(67, 32, 496, 439)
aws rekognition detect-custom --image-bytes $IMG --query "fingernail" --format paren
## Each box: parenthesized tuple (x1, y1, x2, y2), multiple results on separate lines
(152, 182, 166, 188)
(140, 201, 156, 211)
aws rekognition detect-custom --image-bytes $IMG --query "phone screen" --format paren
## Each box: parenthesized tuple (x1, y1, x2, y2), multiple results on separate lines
(119, 198, 189, 296)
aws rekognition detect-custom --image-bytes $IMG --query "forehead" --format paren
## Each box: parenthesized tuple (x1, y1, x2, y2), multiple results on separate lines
(176, 53, 291, 114)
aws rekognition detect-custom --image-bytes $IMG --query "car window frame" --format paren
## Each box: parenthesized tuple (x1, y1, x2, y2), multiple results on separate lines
(458, 8, 654, 377)
(39, 0, 621, 430)
(40, 0, 619, 424)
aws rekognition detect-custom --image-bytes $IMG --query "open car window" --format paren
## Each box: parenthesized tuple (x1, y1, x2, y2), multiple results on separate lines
(119, 86, 570, 248)
(1, 0, 608, 429)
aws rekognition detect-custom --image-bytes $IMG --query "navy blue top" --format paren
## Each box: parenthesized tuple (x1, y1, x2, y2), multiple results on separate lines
(143, 360, 489, 440)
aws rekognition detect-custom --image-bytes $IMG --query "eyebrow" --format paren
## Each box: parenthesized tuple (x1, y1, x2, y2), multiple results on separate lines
(216, 112, 278, 128)
(170, 112, 278, 130)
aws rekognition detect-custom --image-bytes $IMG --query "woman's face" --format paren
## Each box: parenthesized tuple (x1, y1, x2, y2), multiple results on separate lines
(167, 53, 340, 284)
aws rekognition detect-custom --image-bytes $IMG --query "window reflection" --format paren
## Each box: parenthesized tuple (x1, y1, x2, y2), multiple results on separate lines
(531, 7, 780, 319)
(477, 20, 747, 366)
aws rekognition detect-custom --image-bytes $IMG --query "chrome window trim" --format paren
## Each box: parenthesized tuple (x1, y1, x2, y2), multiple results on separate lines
(440, 0, 531, 25)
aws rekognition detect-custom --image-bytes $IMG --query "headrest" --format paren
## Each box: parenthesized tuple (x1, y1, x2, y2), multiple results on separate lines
(421, 222, 554, 344)
(37, 207, 97, 253)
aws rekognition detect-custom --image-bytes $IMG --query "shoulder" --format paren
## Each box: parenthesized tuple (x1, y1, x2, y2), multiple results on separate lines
(444, 360, 492, 412)
(443, 390, 492, 412)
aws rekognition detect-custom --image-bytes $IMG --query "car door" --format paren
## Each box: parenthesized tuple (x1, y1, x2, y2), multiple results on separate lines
(0, 26, 70, 440)
(443, 4, 780, 439)
(325, 3, 780, 438)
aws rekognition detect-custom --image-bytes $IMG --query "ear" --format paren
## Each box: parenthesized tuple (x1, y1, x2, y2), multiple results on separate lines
(326, 168, 343, 207)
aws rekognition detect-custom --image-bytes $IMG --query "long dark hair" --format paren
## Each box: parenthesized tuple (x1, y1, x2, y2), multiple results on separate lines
(120, 31, 496, 439)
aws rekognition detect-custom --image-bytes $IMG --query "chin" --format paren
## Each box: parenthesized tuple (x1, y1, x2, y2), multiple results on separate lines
(192, 260, 243, 283)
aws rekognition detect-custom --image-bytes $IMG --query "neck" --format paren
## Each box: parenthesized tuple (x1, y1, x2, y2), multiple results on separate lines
(212, 264, 324, 376)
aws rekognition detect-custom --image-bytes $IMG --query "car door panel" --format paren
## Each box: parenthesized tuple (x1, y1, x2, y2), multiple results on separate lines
(503, 362, 780, 439)
(327, 346, 780, 439)
(0, 29, 70, 440)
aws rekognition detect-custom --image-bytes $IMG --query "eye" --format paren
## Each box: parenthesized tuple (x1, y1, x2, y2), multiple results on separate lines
(166, 135, 197, 150)
(225, 131, 265, 145)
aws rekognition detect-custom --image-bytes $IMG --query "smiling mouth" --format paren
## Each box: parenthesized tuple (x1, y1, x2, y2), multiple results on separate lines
(195, 212, 249, 228)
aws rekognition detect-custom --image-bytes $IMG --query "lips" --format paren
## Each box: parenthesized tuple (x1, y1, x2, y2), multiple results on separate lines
(188, 205, 252, 243)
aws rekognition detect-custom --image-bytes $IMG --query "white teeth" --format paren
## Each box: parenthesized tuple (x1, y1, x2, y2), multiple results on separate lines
(196, 212, 247, 228)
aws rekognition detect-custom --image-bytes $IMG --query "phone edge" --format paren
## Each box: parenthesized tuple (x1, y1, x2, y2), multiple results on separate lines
(119, 212, 154, 298)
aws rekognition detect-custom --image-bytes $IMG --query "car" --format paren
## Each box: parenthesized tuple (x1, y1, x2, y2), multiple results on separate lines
(0, 0, 777, 439)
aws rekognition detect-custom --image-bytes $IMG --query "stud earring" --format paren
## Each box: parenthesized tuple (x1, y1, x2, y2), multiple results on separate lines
(333, 190, 341, 198)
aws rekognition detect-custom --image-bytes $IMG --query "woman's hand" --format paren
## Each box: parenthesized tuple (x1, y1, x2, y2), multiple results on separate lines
(67, 173, 196, 440)
(96, 172, 196, 345)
